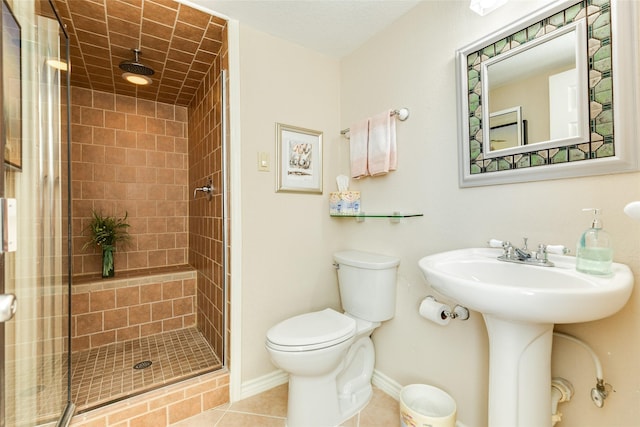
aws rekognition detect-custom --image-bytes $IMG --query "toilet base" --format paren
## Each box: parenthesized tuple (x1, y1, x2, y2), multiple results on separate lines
(286, 336, 375, 427)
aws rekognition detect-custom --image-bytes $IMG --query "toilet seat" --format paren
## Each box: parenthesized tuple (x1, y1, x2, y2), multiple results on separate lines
(266, 308, 356, 352)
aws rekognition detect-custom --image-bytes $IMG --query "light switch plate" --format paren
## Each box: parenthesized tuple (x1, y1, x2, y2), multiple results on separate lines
(258, 152, 270, 172)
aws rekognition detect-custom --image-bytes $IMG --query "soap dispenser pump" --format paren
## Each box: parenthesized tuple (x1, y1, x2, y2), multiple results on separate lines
(576, 208, 613, 275)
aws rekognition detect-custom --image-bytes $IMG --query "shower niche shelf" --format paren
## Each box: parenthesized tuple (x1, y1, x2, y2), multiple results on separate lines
(330, 212, 423, 223)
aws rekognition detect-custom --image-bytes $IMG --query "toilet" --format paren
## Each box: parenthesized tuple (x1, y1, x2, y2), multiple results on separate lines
(265, 250, 400, 427)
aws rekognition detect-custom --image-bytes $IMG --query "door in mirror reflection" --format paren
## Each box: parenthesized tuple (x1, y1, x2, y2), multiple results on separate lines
(549, 68, 579, 139)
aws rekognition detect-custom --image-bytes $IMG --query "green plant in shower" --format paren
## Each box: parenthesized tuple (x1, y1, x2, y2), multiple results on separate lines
(82, 210, 131, 278)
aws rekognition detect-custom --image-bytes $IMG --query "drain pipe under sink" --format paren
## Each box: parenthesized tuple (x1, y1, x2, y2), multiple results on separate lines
(550, 331, 613, 425)
(553, 332, 613, 407)
(551, 378, 574, 426)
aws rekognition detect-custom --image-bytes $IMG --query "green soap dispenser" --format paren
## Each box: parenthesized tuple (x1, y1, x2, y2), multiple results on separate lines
(576, 208, 613, 275)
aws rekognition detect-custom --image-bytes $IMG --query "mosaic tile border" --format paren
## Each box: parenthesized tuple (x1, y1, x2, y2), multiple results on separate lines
(466, 0, 613, 176)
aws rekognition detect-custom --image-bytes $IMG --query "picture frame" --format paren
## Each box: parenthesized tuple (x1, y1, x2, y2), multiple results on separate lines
(488, 106, 523, 153)
(276, 123, 323, 194)
(2, 0, 22, 171)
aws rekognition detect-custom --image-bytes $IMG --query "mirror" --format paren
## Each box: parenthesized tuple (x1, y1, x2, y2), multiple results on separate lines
(456, 0, 639, 187)
(483, 21, 588, 157)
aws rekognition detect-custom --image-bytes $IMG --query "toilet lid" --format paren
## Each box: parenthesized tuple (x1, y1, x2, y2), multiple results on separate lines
(266, 308, 356, 351)
(334, 250, 400, 269)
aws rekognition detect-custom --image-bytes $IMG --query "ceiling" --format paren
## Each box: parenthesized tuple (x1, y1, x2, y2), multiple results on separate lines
(51, 0, 421, 106)
(192, 0, 422, 58)
(52, 0, 226, 106)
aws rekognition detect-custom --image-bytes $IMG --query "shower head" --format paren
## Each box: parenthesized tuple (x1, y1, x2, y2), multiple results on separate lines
(119, 48, 154, 76)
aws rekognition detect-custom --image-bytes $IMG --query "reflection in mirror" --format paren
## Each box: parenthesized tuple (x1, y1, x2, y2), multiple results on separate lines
(482, 21, 588, 157)
(489, 106, 524, 151)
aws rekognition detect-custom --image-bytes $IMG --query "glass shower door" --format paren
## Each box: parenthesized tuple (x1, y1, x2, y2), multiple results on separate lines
(1, 0, 72, 425)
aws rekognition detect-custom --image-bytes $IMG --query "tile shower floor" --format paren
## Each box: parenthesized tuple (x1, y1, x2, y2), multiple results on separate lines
(71, 327, 221, 411)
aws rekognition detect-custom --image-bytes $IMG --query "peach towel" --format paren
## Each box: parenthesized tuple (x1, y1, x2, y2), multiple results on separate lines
(368, 110, 397, 176)
(349, 118, 369, 179)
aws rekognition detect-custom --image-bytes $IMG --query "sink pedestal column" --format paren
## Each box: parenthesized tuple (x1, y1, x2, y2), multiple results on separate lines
(483, 315, 554, 427)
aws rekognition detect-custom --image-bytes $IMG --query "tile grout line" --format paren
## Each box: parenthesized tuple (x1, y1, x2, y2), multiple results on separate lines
(72, 326, 222, 411)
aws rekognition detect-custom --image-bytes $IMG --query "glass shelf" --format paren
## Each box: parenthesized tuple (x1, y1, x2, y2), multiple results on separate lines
(330, 212, 423, 223)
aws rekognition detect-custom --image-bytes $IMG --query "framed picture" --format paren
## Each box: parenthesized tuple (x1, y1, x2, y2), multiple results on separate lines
(276, 123, 323, 194)
(2, 0, 22, 170)
(488, 106, 523, 152)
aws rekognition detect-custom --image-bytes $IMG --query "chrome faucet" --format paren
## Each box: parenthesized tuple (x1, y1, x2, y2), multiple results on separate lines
(193, 178, 214, 201)
(491, 238, 568, 268)
(513, 237, 531, 261)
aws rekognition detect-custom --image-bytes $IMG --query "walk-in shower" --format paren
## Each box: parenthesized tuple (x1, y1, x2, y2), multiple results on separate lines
(62, 0, 231, 412)
(1, 0, 230, 424)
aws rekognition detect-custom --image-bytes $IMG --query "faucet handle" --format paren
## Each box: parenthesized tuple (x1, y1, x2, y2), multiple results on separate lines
(545, 244, 570, 255)
(522, 237, 528, 250)
(533, 244, 569, 263)
(534, 244, 549, 261)
(488, 239, 506, 248)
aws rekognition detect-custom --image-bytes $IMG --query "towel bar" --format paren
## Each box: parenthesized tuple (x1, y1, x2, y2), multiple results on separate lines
(340, 107, 410, 137)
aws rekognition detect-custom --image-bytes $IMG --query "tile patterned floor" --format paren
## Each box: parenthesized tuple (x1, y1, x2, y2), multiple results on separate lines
(170, 383, 401, 427)
(71, 327, 221, 411)
(4, 353, 67, 426)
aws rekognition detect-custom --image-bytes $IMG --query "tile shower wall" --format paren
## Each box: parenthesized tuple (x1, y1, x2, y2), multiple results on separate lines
(187, 26, 227, 361)
(71, 87, 189, 276)
(70, 370, 229, 426)
(71, 268, 197, 351)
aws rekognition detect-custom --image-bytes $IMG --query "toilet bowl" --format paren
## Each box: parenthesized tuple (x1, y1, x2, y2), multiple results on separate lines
(265, 251, 400, 427)
(266, 309, 379, 427)
(266, 308, 356, 377)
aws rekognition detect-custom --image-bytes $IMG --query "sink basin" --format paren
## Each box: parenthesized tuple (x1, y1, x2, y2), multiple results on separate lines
(418, 247, 634, 427)
(418, 247, 633, 324)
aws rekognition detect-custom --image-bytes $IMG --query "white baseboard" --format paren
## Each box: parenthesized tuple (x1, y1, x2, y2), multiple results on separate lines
(372, 369, 403, 400)
(239, 369, 397, 403)
(240, 369, 469, 427)
(237, 369, 288, 401)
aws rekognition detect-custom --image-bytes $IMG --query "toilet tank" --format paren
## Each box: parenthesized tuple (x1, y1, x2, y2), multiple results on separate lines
(333, 250, 400, 322)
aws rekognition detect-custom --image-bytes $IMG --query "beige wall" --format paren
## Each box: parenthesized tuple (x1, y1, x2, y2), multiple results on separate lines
(237, 2, 640, 426)
(340, 1, 640, 426)
(237, 25, 344, 381)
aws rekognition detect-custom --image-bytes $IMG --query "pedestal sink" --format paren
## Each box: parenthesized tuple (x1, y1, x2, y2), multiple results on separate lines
(418, 248, 633, 427)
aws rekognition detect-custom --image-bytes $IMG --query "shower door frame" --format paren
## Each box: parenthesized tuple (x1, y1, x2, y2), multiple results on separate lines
(0, 37, 7, 426)
(0, 0, 74, 424)
(0, 1, 13, 424)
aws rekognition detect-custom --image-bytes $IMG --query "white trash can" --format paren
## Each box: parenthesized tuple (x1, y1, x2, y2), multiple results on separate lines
(399, 384, 457, 427)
